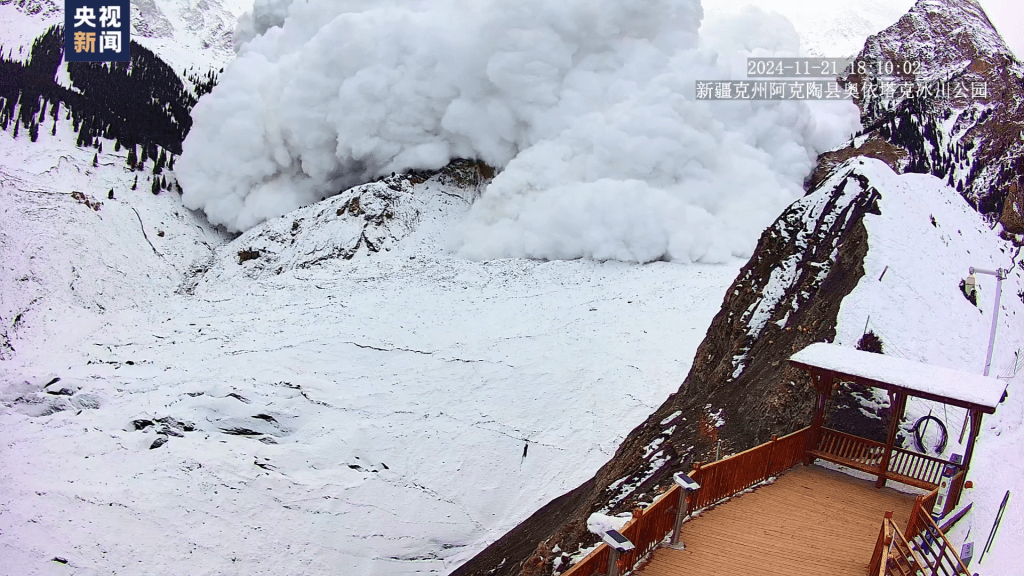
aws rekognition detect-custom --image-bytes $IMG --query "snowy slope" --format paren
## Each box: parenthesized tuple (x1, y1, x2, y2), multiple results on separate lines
(0, 106, 225, 364)
(0, 123, 746, 575)
(831, 158, 1023, 569)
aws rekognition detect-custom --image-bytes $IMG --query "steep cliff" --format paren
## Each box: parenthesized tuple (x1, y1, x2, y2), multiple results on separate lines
(452, 1, 1024, 574)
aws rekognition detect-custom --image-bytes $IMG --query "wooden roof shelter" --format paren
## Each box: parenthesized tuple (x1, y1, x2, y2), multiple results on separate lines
(791, 343, 1006, 491)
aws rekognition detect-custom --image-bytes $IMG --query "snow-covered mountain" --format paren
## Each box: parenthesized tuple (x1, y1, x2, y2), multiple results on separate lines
(0, 119, 748, 574)
(2, 1, 1021, 576)
(453, 1, 1024, 574)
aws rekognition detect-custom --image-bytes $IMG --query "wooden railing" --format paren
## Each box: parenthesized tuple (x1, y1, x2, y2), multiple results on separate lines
(810, 429, 963, 494)
(810, 427, 885, 474)
(868, 513, 930, 576)
(906, 505, 973, 575)
(562, 538, 612, 576)
(686, 426, 811, 513)
(870, 494, 972, 576)
(906, 486, 940, 541)
(563, 427, 811, 576)
(562, 484, 680, 576)
(888, 448, 958, 491)
(618, 485, 682, 572)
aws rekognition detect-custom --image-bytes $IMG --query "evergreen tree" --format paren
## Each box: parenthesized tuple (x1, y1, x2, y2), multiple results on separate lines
(151, 177, 160, 195)
(108, 189, 114, 199)
(92, 152, 98, 167)
(168, 155, 175, 170)
(97, 142, 103, 153)
(50, 119, 56, 136)
(12, 119, 18, 139)
(114, 139, 120, 152)
(131, 175, 138, 190)
(29, 121, 38, 142)
(126, 146, 137, 170)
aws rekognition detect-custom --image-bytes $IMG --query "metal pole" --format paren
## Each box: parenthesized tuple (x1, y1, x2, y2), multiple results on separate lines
(968, 267, 1006, 377)
(607, 548, 620, 576)
(671, 490, 687, 545)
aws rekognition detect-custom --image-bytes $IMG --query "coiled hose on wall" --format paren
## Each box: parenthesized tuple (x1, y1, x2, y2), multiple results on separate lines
(913, 415, 948, 454)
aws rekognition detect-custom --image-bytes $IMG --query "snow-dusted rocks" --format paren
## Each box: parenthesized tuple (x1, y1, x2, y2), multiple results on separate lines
(203, 172, 470, 282)
(818, 0, 1024, 231)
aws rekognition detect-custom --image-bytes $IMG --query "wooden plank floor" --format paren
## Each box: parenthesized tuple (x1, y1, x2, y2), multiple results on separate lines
(636, 465, 918, 576)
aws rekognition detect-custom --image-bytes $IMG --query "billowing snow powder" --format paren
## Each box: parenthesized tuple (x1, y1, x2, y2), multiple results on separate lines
(178, 0, 859, 262)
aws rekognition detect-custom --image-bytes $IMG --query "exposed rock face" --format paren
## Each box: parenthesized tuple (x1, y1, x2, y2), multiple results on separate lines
(454, 159, 882, 576)
(812, 0, 1024, 235)
(453, 1, 1023, 574)
(199, 160, 489, 283)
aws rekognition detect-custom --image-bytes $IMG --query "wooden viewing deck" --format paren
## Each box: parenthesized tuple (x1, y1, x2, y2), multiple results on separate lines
(560, 346, 998, 576)
(636, 465, 918, 576)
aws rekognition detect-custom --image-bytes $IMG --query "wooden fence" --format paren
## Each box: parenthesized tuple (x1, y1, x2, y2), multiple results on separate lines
(686, 426, 811, 513)
(810, 428, 963, 493)
(563, 427, 810, 576)
(562, 485, 680, 576)
(888, 448, 957, 490)
(868, 512, 927, 576)
(809, 427, 885, 474)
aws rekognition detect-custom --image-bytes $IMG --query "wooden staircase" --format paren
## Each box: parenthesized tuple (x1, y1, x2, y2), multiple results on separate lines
(869, 490, 972, 576)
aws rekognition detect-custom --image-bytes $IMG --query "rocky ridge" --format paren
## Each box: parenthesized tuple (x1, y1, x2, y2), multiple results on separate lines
(451, 1, 1024, 574)
(811, 0, 1024, 237)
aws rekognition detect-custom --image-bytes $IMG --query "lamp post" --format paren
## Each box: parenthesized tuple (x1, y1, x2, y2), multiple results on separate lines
(958, 267, 1007, 444)
(969, 267, 1007, 377)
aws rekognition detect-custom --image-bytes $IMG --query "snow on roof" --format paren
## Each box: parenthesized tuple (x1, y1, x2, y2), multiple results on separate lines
(791, 343, 1006, 412)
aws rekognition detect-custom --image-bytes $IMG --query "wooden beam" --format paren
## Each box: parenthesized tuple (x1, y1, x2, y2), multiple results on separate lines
(805, 374, 833, 465)
(877, 391, 907, 489)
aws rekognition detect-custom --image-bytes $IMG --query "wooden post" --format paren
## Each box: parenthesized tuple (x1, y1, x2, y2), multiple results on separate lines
(877, 391, 907, 488)
(956, 409, 984, 508)
(762, 434, 778, 479)
(805, 374, 833, 465)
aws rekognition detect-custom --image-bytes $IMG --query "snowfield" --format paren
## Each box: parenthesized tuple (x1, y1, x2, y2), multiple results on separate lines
(0, 125, 743, 575)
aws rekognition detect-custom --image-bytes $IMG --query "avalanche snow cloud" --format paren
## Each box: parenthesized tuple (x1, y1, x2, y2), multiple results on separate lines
(178, 0, 859, 263)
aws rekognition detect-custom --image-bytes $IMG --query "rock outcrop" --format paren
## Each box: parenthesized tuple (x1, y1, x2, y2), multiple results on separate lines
(811, 0, 1024, 237)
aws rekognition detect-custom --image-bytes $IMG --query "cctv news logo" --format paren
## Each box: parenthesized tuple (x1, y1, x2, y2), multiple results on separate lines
(65, 0, 130, 62)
